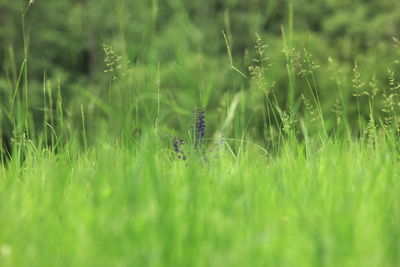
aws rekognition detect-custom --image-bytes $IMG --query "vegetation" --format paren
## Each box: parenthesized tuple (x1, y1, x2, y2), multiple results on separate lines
(0, 0, 400, 266)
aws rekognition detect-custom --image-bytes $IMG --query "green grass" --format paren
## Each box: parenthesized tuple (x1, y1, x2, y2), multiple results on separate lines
(0, 137, 399, 267)
(1, 1, 400, 266)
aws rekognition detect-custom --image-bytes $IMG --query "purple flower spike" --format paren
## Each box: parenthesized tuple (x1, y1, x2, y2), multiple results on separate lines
(194, 109, 206, 151)
(172, 136, 186, 160)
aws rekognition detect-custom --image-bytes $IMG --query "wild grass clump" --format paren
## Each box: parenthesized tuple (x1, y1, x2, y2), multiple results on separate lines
(171, 108, 209, 161)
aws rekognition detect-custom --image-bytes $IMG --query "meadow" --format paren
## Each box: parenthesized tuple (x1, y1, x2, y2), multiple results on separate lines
(0, 0, 400, 266)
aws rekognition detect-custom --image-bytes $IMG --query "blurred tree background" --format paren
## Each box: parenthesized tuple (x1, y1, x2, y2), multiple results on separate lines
(0, 0, 399, 144)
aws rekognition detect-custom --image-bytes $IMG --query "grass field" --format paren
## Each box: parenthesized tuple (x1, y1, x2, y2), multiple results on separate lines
(1, 1, 400, 266)
(1, 137, 400, 266)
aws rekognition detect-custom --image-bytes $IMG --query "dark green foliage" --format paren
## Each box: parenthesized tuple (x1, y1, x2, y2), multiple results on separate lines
(0, 0, 400, 145)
